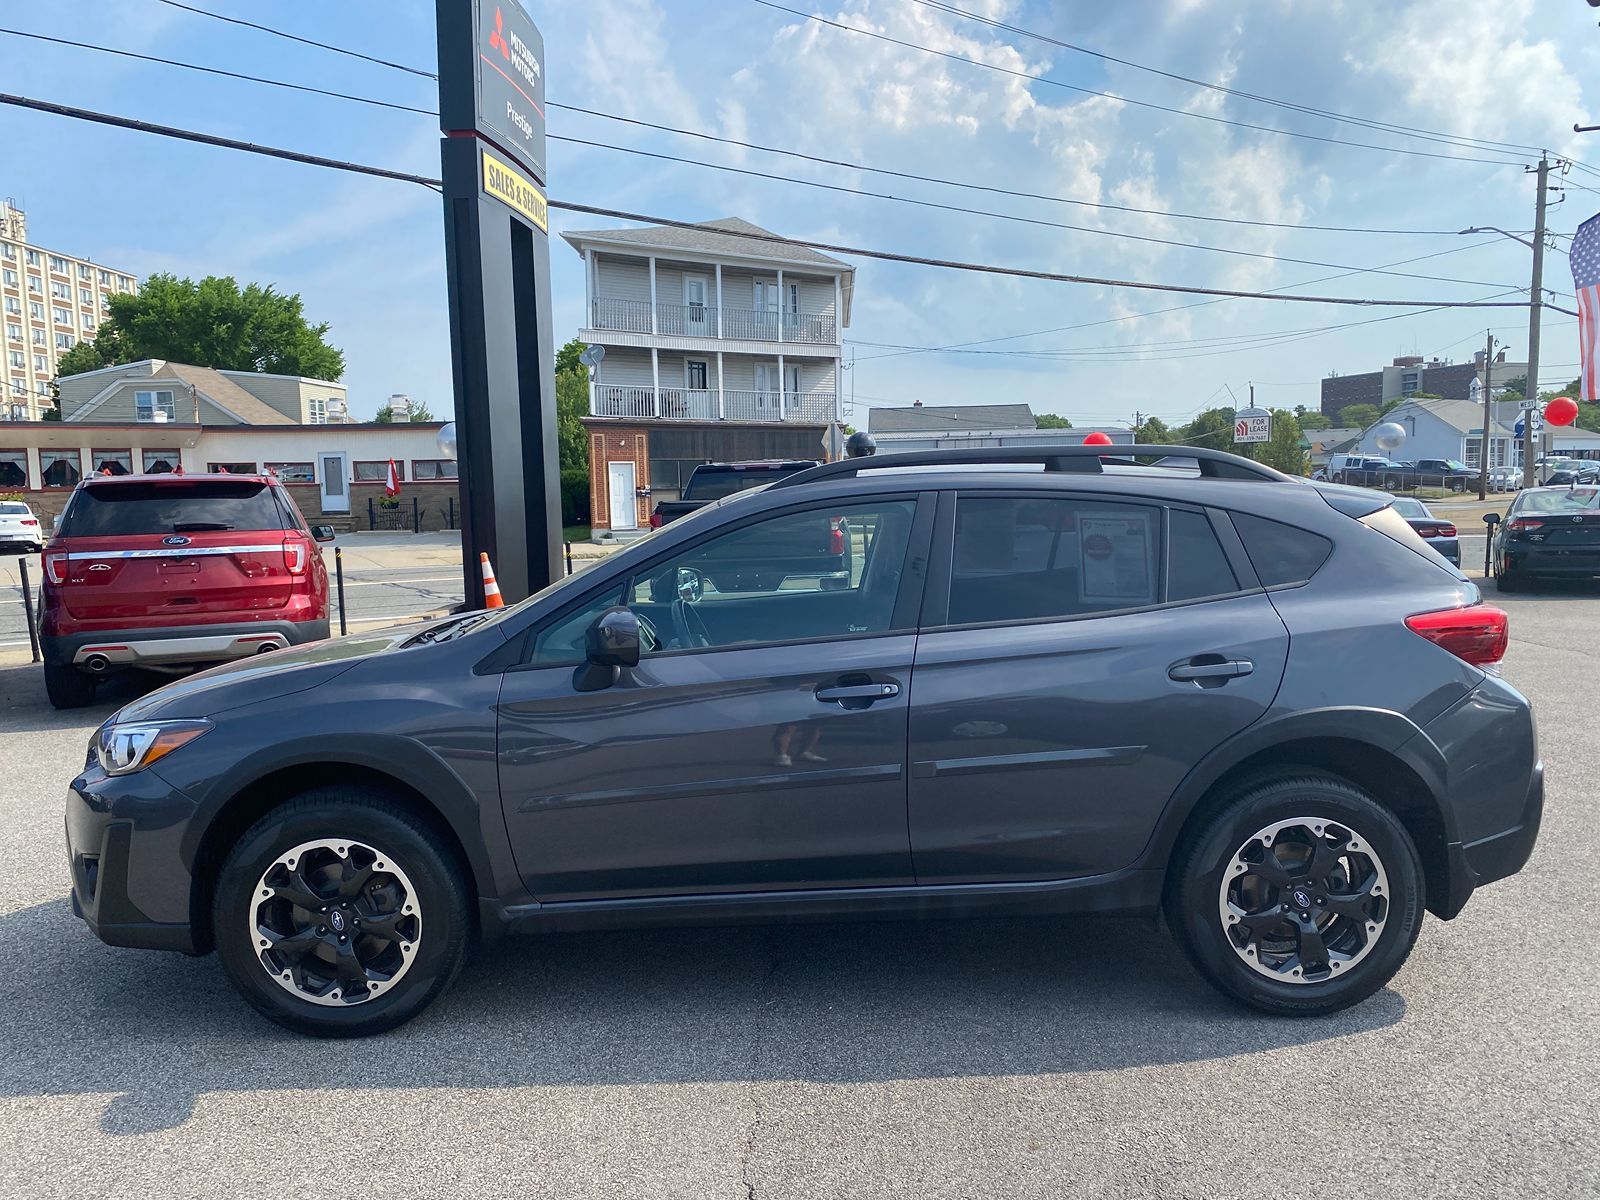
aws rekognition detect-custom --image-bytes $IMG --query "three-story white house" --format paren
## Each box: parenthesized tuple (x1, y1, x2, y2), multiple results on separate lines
(562, 217, 854, 532)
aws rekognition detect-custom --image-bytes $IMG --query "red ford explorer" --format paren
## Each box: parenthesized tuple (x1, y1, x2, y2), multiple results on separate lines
(40, 473, 334, 709)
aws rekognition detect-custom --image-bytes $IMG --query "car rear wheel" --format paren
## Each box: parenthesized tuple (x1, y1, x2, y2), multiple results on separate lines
(1495, 568, 1521, 593)
(213, 787, 471, 1037)
(43, 662, 96, 709)
(1165, 773, 1424, 1016)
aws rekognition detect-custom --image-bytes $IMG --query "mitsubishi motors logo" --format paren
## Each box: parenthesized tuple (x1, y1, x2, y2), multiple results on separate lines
(489, 7, 510, 60)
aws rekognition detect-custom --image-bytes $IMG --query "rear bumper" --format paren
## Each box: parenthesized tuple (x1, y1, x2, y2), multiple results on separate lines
(43, 618, 330, 668)
(1503, 547, 1600, 577)
(1438, 762, 1544, 919)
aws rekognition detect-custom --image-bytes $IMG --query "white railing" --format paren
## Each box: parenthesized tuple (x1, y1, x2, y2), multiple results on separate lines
(592, 385, 836, 423)
(590, 297, 838, 344)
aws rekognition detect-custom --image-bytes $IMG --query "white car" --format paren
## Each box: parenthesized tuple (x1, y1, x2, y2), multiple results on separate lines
(0, 500, 44, 552)
(1488, 466, 1522, 492)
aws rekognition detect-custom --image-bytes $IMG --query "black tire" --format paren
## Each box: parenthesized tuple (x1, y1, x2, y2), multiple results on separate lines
(1495, 569, 1521, 593)
(212, 787, 471, 1037)
(44, 662, 96, 709)
(1164, 772, 1424, 1017)
(1382, 475, 1400, 491)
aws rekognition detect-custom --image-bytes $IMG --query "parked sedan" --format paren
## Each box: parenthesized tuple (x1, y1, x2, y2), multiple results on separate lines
(1491, 485, 1600, 591)
(1390, 496, 1460, 565)
(0, 500, 45, 552)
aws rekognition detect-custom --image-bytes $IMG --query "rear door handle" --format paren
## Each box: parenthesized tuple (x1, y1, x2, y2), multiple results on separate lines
(1168, 659, 1254, 682)
(815, 682, 901, 704)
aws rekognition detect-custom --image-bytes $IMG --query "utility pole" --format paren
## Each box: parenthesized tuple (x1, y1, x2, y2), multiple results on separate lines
(1522, 156, 1550, 488)
(1479, 331, 1495, 501)
(1132, 409, 1145, 440)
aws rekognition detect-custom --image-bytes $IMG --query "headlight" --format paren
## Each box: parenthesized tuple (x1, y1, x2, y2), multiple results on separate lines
(95, 720, 212, 776)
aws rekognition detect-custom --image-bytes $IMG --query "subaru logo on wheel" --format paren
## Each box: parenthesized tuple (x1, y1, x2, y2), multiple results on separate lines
(163, 535, 191, 546)
(329, 909, 346, 933)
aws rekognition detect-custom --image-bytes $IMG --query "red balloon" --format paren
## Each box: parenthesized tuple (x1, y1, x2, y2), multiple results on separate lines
(1082, 431, 1114, 446)
(1546, 396, 1579, 427)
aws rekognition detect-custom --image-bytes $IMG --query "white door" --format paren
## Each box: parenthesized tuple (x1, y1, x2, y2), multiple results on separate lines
(754, 279, 779, 336)
(318, 452, 350, 514)
(607, 460, 637, 530)
(684, 275, 709, 333)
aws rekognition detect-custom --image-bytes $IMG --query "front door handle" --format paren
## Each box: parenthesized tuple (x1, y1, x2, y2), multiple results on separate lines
(1168, 659, 1254, 682)
(815, 681, 901, 705)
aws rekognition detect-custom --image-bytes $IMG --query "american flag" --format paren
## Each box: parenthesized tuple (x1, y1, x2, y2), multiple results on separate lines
(1572, 211, 1600, 400)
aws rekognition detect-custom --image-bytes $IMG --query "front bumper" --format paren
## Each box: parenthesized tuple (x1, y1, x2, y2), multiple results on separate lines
(43, 618, 330, 669)
(65, 763, 202, 954)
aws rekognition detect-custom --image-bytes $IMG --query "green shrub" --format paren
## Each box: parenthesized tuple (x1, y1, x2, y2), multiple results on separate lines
(560, 469, 590, 525)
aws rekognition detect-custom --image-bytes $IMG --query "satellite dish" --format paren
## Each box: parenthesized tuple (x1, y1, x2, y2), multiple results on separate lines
(578, 344, 606, 369)
(1373, 421, 1407, 452)
(437, 421, 457, 461)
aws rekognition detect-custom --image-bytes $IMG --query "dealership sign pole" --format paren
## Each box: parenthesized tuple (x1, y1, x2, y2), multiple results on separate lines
(436, 0, 561, 606)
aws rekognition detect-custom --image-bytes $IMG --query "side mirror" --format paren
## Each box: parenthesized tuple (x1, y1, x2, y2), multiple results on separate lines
(585, 606, 640, 669)
(675, 566, 704, 604)
(310, 524, 337, 543)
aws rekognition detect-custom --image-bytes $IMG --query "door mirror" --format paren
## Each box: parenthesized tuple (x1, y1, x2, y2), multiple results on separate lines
(585, 606, 641, 668)
(675, 566, 705, 604)
(310, 524, 337, 543)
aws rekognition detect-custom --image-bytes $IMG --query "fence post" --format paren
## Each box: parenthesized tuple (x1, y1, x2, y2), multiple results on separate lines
(334, 546, 348, 637)
(367, 496, 375, 530)
(412, 495, 420, 534)
(448, 495, 455, 530)
(17, 557, 41, 664)
(565, 540, 573, 576)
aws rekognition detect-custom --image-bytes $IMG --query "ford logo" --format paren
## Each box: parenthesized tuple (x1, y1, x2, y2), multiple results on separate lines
(162, 535, 191, 546)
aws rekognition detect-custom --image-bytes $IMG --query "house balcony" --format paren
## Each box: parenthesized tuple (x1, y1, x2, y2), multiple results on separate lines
(590, 297, 838, 346)
(592, 384, 836, 424)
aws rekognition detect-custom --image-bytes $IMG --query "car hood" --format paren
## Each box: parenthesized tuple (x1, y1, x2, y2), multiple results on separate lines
(112, 613, 483, 722)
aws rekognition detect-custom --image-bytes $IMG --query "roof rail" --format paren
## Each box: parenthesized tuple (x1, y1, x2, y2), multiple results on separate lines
(768, 444, 1289, 489)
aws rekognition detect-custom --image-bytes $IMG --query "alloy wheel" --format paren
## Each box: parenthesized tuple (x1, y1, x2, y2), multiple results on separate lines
(1216, 817, 1389, 985)
(248, 839, 423, 1007)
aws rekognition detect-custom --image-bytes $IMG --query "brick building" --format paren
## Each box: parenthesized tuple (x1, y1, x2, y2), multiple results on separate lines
(1320, 350, 1528, 420)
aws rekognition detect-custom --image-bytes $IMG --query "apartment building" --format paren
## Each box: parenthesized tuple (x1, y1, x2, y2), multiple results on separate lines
(1, 199, 138, 422)
(562, 217, 853, 532)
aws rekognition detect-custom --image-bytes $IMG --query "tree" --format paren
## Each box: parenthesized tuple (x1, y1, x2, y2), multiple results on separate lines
(1135, 415, 1174, 443)
(374, 405, 392, 424)
(55, 338, 114, 379)
(62, 273, 344, 380)
(1180, 407, 1237, 452)
(1296, 409, 1333, 430)
(1034, 413, 1072, 429)
(1338, 403, 1382, 430)
(1251, 409, 1308, 475)
(555, 337, 590, 473)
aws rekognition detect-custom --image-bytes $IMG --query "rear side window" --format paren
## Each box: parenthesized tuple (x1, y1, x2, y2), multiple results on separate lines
(1167, 509, 1238, 601)
(1359, 506, 1467, 579)
(58, 481, 292, 537)
(1232, 513, 1333, 587)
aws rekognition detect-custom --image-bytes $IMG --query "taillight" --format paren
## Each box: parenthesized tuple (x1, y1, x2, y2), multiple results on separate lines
(1433, 523, 1457, 538)
(1507, 518, 1544, 533)
(829, 516, 845, 555)
(20, 517, 37, 526)
(44, 552, 68, 585)
(649, 513, 663, 529)
(1405, 605, 1508, 666)
(282, 537, 308, 576)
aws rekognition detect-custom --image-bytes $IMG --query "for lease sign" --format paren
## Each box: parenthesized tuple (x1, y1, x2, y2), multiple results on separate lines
(1234, 414, 1270, 444)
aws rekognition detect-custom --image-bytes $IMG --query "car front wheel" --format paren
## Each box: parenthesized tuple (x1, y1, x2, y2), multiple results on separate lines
(213, 787, 471, 1037)
(1165, 773, 1424, 1016)
(43, 662, 96, 709)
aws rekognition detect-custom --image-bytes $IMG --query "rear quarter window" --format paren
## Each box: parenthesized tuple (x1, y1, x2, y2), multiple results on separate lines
(1231, 512, 1334, 587)
(1358, 506, 1467, 579)
(58, 481, 292, 537)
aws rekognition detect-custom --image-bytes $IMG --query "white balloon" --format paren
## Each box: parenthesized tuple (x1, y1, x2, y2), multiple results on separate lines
(1373, 421, 1406, 452)
(437, 421, 457, 461)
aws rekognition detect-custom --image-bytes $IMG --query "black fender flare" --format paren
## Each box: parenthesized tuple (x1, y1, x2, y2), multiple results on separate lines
(179, 733, 501, 906)
(1132, 705, 1454, 872)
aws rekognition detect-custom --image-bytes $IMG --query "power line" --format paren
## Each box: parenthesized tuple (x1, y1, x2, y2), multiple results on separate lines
(910, 0, 1583, 167)
(749, 0, 1531, 169)
(551, 134, 1518, 288)
(548, 104, 1501, 238)
(0, 93, 1538, 310)
(151, 0, 438, 79)
(13, 25, 1525, 266)
(0, 27, 433, 116)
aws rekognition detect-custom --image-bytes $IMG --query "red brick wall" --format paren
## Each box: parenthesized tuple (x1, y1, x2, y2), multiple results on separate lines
(587, 426, 650, 531)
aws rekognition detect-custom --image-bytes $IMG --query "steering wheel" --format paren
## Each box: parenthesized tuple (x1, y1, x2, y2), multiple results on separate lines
(634, 611, 664, 654)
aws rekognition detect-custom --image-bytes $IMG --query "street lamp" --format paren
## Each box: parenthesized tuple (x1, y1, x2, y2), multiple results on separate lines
(1458, 225, 1538, 251)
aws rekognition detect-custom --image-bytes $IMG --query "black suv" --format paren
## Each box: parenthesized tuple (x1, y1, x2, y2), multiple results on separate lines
(66, 447, 1542, 1036)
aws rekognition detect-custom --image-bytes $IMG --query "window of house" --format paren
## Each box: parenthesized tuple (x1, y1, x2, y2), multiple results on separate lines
(52, 306, 69, 325)
(140, 448, 180, 474)
(98, 269, 110, 286)
(78, 288, 92, 305)
(0, 450, 25, 488)
(412, 458, 458, 480)
(354, 460, 400, 481)
(119, 276, 133, 290)
(24, 250, 38, 266)
(3, 298, 16, 314)
(685, 360, 709, 389)
(307, 397, 327, 424)
(31, 329, 44, 346)
(5, 324, 18, 343)
(0, 244, 13, 260)
(649, 458, 707, 493)
(1231, 513, 1333, 587)
(135, 389, 176, 422)
(40, 449, 82, 488)
(48, 256, 66, 274)
(82, 318, 96, 334)
(56, 333, 75, 351)
(1, 269, 15, 287)
(263, 461, 314, 483)
(7, 351, 22, 369)
(27, 276, 41, 293)
(207, 461, 258, 475)
(49, 282, 68, 300)
(91, 449, 132, 476)
(28, 302, 42, 320)
(77, 264, 89, 280)
(32, 354, 47, 372)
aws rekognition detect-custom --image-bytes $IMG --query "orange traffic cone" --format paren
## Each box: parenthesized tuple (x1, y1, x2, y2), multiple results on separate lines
(479, 552, 504, 608)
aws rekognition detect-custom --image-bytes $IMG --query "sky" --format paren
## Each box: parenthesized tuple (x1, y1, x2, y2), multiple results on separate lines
(4, 0, 1600, 425)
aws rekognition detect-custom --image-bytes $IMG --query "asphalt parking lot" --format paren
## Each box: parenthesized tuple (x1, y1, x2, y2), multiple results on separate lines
(1, 571, 1596, 1198)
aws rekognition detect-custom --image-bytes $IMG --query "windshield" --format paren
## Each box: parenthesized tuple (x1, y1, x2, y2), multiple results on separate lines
(0, 502, 29, 516)
(1390, 498, 1429, 518)
(687, 470, 789, 500)
(1441, 460, 1467, 471)
(1515, 488, 1600, 514)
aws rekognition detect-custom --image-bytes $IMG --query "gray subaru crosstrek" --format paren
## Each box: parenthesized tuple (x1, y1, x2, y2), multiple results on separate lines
(65, 446, 1542, 1036)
